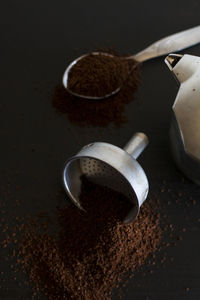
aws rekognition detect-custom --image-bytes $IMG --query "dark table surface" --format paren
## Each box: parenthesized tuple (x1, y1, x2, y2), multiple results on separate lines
(1, 1, 200, 299)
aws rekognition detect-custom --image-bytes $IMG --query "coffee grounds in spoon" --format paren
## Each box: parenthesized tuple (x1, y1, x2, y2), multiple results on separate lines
(52, 51, 141, 127)
(68, 53, 136, 98)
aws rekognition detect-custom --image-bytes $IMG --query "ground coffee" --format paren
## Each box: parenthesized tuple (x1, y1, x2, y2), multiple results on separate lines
(68, 53, 136, 98)
(1, 172, 197, 298)
(52, 51, 141, 127)
(14, 177, 161, 299)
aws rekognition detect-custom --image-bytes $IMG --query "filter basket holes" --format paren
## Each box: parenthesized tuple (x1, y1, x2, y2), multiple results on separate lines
(79, 157, 136, 204)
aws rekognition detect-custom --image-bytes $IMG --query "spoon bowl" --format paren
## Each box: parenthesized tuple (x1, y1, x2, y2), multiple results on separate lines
(63, 52, 123, 100)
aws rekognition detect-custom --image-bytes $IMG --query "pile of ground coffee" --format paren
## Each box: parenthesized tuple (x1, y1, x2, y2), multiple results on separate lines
(13, 177, 161, 299)
(52, 51, 141, 127)
(68, 53, 136, 98)
(1, 173, 197, 298)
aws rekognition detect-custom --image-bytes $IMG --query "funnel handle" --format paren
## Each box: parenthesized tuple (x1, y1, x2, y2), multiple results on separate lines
(124, 132, 149, 159)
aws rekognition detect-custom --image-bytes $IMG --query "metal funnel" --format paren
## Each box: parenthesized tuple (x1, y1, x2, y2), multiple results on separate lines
(63, 132, 149, 223)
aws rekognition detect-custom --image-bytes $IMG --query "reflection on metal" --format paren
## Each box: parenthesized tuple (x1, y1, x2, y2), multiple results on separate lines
(165, 53, 200, 184)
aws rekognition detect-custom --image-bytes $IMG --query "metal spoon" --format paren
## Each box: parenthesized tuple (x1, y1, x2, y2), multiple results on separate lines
(63, 25, 200, 100)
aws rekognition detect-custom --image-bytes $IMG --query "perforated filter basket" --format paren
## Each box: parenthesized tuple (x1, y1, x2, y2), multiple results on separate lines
(63, 132, 149, 223)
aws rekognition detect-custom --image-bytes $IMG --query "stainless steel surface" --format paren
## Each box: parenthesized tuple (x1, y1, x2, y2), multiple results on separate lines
(63, 132, 149, 223)
(132, 25, 200, 62)
(63, 25, 200, 100)
(123, 132, 149, 159)
(165, 53, 200, 185)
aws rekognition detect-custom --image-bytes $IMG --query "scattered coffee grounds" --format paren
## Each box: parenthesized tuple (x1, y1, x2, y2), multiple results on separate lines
(11, 177, 161, 299)
(52, 51, 141, 127)
(68, 53, 136, 98)
(1, 174, 199, 298)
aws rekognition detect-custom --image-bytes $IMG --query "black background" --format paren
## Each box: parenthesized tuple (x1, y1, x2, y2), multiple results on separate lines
(1, 0, 200, 299)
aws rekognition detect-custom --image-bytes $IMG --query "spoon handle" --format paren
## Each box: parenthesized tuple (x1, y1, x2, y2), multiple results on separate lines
(130, 25, 200, 62)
